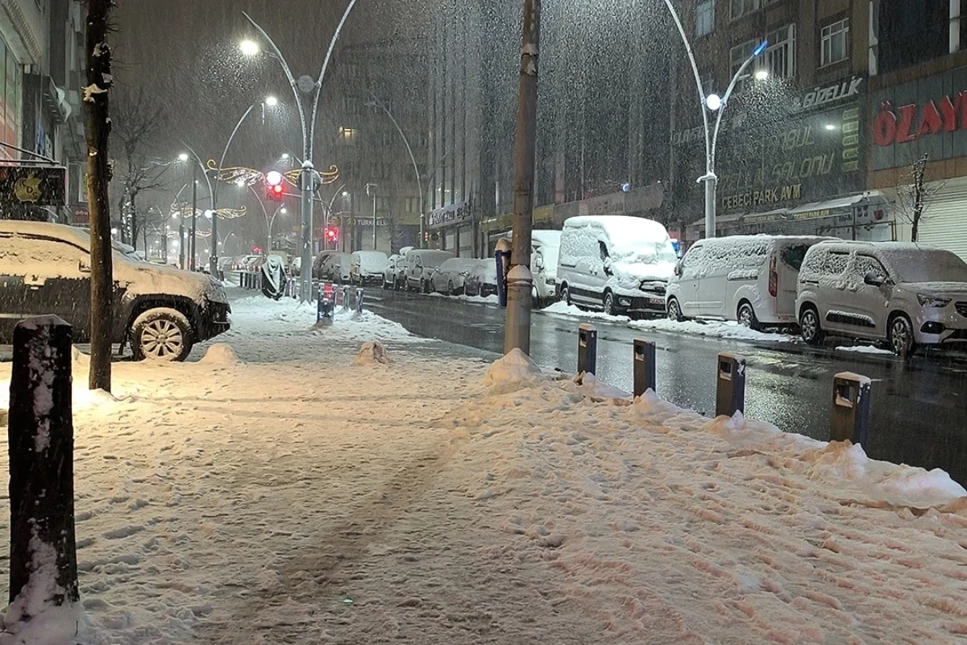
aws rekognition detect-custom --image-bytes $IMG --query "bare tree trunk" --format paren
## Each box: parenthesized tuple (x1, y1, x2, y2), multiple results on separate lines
(86, 0, 114, 392)
(911, 154, 927, 243)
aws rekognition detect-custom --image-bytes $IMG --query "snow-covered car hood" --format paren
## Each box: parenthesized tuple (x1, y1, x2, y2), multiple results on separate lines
(900, 282, 967, 298)
(116, 259, 228, 304)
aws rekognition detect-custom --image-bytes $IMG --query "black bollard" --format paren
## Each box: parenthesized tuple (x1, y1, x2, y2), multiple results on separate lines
(342, 285, 350, 311)
(715, 352, 746, 417)
(830, 372, 871, 446)
(577, 323, 597, 375)
(7, 316, 79, 612)
(633, 339, 657, 397)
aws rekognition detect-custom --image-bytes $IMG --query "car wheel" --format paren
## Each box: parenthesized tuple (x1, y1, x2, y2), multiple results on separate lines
(131, 308, 193, 362)
(737, 302, 761, 331)
(561, 285, 572, 307)
(603, 291, 617, 316)
(889, 314, 917, 357)
(799, 306, 825, 346)
(667, 297, 684, 322)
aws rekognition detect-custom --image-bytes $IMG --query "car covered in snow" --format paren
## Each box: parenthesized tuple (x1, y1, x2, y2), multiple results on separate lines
(666, 235, 831, 329)
(429, 257, 481, 295)
(464, 259, 497, 297)
(311, 250, 339, 280)
(557, 215, 677, 316)
(319, 252, 352, 283)
(796, 241, 967, 355)
(349, 251, 388, 285)
(404, 250, 453, 292)
(0, 222, 230, 362)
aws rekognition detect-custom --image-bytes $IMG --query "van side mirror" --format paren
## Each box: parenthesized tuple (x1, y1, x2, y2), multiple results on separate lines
(864, 272, 884, 287)
(674, 262, 683, 277)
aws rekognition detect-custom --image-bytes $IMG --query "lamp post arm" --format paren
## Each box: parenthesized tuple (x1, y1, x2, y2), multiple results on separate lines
(308, 0, 360, 161)
(243, 11, 309, 158)
(711, 53, 759, 172)
(214, 103, 257, 207)
(661, 0, 711, 174)
(370, 95, 424, 227)
(182, 142, 214, 213)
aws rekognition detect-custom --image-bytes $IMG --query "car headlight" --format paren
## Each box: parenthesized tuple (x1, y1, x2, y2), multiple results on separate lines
(917, 294, 952, 307)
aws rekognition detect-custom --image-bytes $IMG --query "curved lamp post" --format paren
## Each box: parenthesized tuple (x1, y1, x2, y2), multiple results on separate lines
(366, 94, 425, 248)
(661, 0, 765, 239)
(242, 0, 360, 301)
(181, 142, 214, 271)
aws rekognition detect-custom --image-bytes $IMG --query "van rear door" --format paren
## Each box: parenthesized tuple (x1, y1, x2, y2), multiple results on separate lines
(775, 242, 812, 321)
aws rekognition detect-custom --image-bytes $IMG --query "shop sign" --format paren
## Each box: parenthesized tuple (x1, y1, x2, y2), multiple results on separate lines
(0, 164, 67, 206)
(872, 66, 967, 171)
(429, 201, 470, 227)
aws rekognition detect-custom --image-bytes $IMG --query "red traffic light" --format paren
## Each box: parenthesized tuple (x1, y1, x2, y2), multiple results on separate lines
(325, 226, 339, 243)
(267, 183, 285, 201)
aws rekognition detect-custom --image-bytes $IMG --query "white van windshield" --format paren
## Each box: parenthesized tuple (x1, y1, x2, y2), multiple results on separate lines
(884, 249, 967, 284)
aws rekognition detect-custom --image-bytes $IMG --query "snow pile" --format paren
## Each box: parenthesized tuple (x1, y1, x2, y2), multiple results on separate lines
(198, 343, 238, 365)
(541, 301, 631, 322)
(834, 344, 894, 356)
(631, 318, 797, 342)
(353, 340, 391, 366)
(71, 347, 90, 370)
(483, 349, 546, 393)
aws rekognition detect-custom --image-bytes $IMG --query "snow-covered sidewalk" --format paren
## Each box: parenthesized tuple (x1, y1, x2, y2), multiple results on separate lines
(1, 294, 965, 644)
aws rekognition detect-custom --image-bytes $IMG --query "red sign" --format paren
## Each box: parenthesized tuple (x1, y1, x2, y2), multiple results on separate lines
(873, 92, 967, 147)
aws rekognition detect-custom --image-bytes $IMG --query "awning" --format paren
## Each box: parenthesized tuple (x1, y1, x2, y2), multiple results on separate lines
(692, 191, 888, 229)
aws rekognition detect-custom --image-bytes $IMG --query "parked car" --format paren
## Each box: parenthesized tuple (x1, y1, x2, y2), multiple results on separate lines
(557, 215, 677, 316)
(319, 252, 352, 283)
(289, 256, 302, 277)
(796, 241, 967, 355)
(0, 222, 230, 362)
(312, 250, 339, 280)
(395, 246, 414, 287)
(350, 251, 388, 285)
(429, 258, 481, 295)
(465, 259, 497, 297)
(533, 230, 562, 305)
(404, 250, 453, 292)
(383, 254, 400, 289)
(666, 235, 831, 329)
(235, 254, 259, 270)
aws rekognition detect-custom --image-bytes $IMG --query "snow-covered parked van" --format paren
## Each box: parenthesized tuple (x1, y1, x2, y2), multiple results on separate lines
(557, 216, 677, 316)
(666, 235, 831, 329)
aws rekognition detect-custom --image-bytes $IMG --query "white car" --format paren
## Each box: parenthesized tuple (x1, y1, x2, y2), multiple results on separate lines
(557, 215, 677, 316)
(796, 241, 967, 355)
(383, 254, 400, 289)
(320, 253, 351, 283)
(429, 258, 481, 295)
(666, 235, 831, 329)
(350, 251, 388, 285)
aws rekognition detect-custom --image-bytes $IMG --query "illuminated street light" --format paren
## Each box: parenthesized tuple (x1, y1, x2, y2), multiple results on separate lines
(754, 69, 770, 81)
(178, 153, 189, 162)
(705, 94, 722, 112)
(239, 39, 260, 57)
(265, 95, 279, 107)
(281, 153, 290, 160)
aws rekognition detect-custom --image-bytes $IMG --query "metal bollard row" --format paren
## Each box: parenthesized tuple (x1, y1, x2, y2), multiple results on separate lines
(573, 324, 872, 447)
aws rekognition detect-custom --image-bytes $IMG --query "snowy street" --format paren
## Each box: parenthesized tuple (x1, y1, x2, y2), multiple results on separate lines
(365, 288, 967, 486)
(1, 292, 966, 643)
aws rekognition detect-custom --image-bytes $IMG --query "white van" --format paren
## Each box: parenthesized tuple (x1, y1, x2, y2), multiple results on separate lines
(666, 235, 831, 329)
(532, 230, 562, 303)
(557, 215, 677, 316)
(796, 241, 967, 354)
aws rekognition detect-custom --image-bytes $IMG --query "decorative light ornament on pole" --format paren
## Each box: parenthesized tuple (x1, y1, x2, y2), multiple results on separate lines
(243, 0, 359, 302)
(661, 0, 765, 240)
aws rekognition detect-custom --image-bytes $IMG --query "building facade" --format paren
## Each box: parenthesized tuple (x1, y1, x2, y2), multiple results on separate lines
(0, 0, 86, 222)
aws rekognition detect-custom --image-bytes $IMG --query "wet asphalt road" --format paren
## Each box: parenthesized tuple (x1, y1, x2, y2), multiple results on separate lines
(367, 289, 967, 487)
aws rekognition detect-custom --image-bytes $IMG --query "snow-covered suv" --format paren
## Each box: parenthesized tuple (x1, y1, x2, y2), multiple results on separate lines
(796, 241, 967, 355)
(0, 222, 231, 361)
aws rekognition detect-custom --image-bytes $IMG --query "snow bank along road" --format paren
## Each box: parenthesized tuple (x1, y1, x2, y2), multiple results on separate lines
(366, 288, 967, 487)
(0, 294, 966, 644)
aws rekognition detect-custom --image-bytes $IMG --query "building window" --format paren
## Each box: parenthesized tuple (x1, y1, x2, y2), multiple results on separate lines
(873, 0, 948, 75)
(337, 127, 358, 146)
(730, 0, 758, 21)
(405, 197, 420, 213)
(696, 1, 715, 37)
(730, 40, 756, 78)
(821, 19, 849, 66)
(372, 161, 390, 179)
(765, 24, 796, 78)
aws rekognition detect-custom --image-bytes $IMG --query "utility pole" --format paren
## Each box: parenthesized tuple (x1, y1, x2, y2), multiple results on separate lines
(190, 167, 198, 271)
(86, 0, 114, 392)
(366, 183, 377, 250)
(504, 0, 541, 355)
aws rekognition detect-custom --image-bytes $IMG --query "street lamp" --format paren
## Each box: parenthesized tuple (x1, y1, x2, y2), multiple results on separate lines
(178, 153, 189, 162)
(242, 0, 360, 302)
(366, 94, 425, 248)
(661, 0, 766, 239)
(239, 39, 260, 57)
